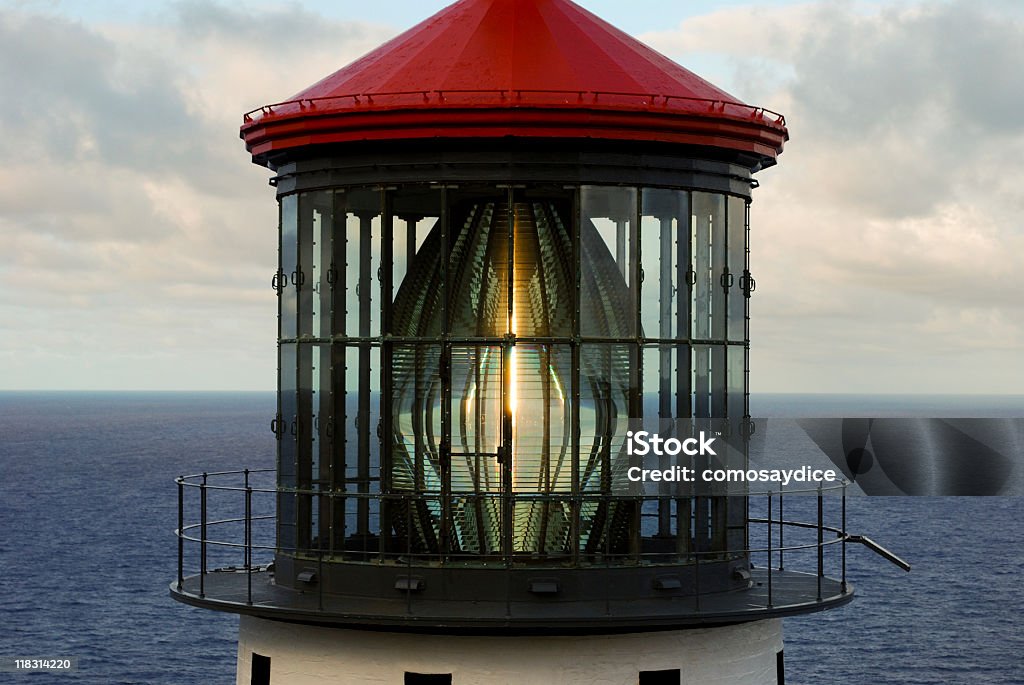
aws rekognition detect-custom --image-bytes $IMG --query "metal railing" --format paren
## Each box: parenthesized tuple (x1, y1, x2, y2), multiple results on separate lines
(241, 89, 787, 127)
(173, 470, 898, 610)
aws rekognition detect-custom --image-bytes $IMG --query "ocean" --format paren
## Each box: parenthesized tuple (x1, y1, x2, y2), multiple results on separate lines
(0, 392, 1021, 684)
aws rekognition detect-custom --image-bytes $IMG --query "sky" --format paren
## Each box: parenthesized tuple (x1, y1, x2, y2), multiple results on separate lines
(0, 0, 1022, 393)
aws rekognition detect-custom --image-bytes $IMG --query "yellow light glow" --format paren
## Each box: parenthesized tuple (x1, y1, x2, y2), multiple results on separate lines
(458, 205, 570, 495)
(510, 227, 519, 487)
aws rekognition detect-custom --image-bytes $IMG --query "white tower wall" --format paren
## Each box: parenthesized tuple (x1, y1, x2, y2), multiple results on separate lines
(236, 615, 783, 685)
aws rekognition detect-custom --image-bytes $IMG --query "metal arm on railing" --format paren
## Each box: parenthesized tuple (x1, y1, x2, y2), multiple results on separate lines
(846, 535, 912, 572)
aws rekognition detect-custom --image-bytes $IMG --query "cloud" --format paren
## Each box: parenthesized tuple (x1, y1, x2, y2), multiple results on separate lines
(0, 2, 395, 389)
(1, 1, 1021, 393)
(643, 1, 1024, 393)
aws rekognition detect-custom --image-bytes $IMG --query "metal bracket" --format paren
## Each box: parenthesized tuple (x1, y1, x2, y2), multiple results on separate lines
(740, 270, 756, 297)
(848, 535, 911, 571)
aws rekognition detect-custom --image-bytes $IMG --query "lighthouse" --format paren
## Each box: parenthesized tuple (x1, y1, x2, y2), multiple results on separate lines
(171, 1, 882, 683)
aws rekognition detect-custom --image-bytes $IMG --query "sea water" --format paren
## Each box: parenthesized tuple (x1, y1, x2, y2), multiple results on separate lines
(0, 392, 1020, 684)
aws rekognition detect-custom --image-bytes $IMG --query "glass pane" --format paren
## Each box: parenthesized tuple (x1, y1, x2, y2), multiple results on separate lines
(344, 345, 359, 484)
(391, 187, 441, 335)
(311, 343, 331, 483)
(581, 186, 637, 337)
(692, 345, 706, 419)
(511, 344, 572, 494)
(277, 491, 296, 553)
(325, 343, 346, 551)
(512, 189, 575, 338)
(450, 345, 503, 493)
(297, 343, 313, 486)
(451, 494, 501, 555)
(512, 497, 572, 555)
(641, 344, 691, 420)
(344, 189, 382, 338)
(394, 187, 575, 341)
(727, 196, 747, 342)
(727, 344, 745, 419)
(330, 192, 347, 337)
(579, 343, 635, 492)
(279, 342, 297, 485)
(296, 341, 323, 552)
(390, 342, 448, 556)
(310, 343, 332, 550)
(294, 193, 313, 337)
(314, 194, 334, 339)
(692, 344, 726, 419)
(368, 345, 381, 495)
(710, 497, 727, 553)
(692, 192, 726, 341)
(340, 343, 379, 536)
(727, 495, 745, 557)
(578, 343, 636, 557)
(280, 194, 298, 340)
(640, 189, 689, 341)
(447, 190, 511, 337)
(391, 344, 442, 492)
(711, 345, 726, 418)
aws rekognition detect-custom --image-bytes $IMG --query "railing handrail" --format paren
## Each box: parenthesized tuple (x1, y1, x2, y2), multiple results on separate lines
(177, 524, 843, 559)
(176, 468, 850, 605)
(176, 469, 846, 498)
(241, 89, 787, 126)
(174, 468, 912, 617)
(177, 468, 274, 482)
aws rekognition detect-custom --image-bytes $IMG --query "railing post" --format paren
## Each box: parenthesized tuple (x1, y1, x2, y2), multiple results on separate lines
(816, 485, 823, 601)
(767, 491, 773, 608)
(633, 496, 642, 565)
(177, 477, 184, 591)
(328, 489, 336, 561)
(318, 550, 324, 612)
(406, 496, 414, 615)
(778, 492, 784, 571)
(841, 482, 848, 593)
(246, 484, 253, 605)
(694, 547, 701, 613)
(200, 472, 208, 599)
(243, 469, 250, 571)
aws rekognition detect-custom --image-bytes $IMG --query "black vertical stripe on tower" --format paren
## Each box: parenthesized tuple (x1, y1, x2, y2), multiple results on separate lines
(502, 188, 515, 560)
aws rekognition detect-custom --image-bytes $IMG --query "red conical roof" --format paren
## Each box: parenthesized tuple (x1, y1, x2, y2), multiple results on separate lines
(241, 0, 787, 164)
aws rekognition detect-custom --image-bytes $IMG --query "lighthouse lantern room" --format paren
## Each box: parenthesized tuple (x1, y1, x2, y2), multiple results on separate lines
(171, 2, 871, 684)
